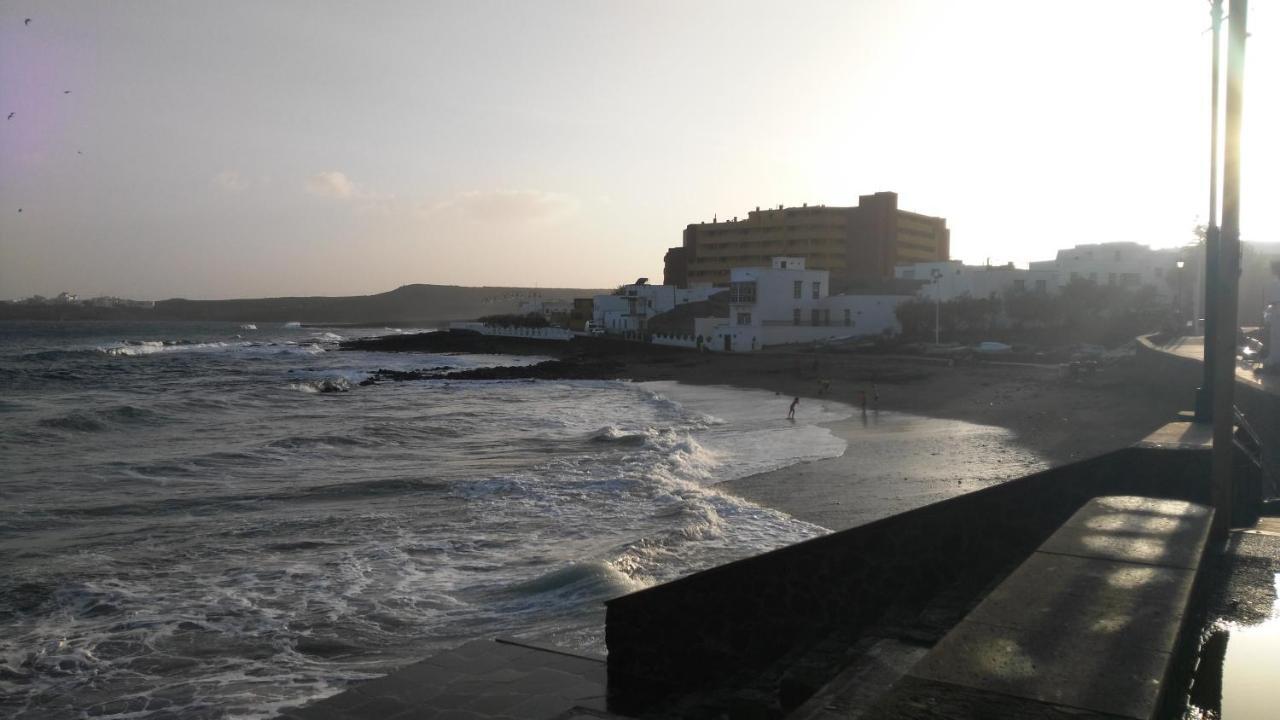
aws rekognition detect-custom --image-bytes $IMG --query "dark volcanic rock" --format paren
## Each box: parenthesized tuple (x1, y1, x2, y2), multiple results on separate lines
(443, 359, 625, 381)
(340, 330, 575, 357)
(361, 358, 626, 384)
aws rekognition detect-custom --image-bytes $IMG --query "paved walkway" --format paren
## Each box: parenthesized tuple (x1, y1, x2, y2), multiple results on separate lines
(277, 639, 616, 720)
(1159, 336, 1279, 396)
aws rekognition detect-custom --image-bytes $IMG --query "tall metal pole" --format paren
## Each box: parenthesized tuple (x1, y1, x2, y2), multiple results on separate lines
(1210, 0, 1246, 538)
(1197, 0, 1224, 422)
(932, 269, 942, 345)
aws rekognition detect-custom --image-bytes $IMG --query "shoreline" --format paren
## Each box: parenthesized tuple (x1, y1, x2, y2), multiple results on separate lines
(344, 332, 1189, 531)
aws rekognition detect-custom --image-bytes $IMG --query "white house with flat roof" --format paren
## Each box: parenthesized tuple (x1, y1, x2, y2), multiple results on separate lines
(895, 260, 1058, 301)
(1029, 242, 1184, 297)
(592, 281, 719, 336)
(701, 257, 909, 352)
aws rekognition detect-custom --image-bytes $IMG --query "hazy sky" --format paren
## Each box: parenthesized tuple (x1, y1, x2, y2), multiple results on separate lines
(1, 1, 1277, 300)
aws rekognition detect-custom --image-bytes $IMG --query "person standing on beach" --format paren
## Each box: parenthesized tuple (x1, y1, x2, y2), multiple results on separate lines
(788, 397, 799, 420)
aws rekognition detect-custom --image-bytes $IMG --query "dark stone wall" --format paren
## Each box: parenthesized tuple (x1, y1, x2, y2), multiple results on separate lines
(1134, 337, 1278, 495)
(605, 447, 1223, 707)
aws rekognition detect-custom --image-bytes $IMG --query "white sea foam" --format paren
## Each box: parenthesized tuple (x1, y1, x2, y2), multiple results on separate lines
(100, 340, 235, 356)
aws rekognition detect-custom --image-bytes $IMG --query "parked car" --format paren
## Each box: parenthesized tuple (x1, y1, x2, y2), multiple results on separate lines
(974, 341, 1013, 354)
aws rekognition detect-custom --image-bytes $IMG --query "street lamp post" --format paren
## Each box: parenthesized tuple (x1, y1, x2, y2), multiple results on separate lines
(931, 268, 943, 345)
(1197, 0, 1225, 423)
(1176, 259, 1186, 327)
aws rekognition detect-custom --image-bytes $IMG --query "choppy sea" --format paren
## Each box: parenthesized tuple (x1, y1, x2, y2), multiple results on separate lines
(0, 321, 855, 719)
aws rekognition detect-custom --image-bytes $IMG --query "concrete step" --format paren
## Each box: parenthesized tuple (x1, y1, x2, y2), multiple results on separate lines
(277, 637, 609, 720)
(786, 639, 928, 720)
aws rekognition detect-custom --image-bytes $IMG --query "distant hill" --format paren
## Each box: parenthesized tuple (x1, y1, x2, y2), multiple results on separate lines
(0, 284, 607, 324)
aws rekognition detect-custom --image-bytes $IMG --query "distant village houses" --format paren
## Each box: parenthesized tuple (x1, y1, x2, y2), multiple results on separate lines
(495, 193, 1280, 352)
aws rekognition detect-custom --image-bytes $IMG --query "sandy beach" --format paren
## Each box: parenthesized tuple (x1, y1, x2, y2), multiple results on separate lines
(622, 351, 1186, 530)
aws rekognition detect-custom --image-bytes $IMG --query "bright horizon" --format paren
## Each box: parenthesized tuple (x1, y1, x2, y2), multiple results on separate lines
(2, 1, 1278, 301)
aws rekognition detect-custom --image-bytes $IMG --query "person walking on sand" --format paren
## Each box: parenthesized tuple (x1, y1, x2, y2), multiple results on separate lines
(788, 396, 799, 420)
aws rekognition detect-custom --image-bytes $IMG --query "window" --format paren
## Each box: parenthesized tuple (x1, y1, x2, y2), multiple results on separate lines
(793, 280, 802, 299)
(729, 281, 756, 303)
(812, 281, 821, 300)
(780, 260, 788, 269)
(736, 312, 752, 326)
(1070, 272, 1080, 282)
(1089, 272, 1098, 283)
(811, 309, 821, 326)
(793, 308, 801, 326)
(1108, 273, 1117, 285)
(1035, 279, 1047, 293)
(844, 308, 852, 326)
(823, 309, 831, 326)
(1155, 267, 1165, 278)
(1121, 273, 1140, 286)
(1013, 279, 1026, 291)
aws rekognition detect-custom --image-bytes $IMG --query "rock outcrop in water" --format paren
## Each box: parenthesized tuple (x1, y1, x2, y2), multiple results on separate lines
(360, 358, 625, 385)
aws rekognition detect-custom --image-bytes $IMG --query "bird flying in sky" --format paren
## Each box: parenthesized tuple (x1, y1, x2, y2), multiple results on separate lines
(6, 113, 13, 120)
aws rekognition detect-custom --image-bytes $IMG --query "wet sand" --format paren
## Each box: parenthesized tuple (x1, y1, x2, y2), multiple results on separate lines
(622, 353, 1187, 531)
(720, 411, 1047, 531)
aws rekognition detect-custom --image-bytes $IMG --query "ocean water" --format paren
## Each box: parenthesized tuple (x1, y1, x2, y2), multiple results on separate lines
(0, 321, 853, 720)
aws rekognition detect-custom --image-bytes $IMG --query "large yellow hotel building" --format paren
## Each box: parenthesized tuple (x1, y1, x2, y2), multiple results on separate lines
(664, 192, 949, 289)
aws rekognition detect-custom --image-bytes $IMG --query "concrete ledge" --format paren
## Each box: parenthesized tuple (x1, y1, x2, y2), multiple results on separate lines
(866, 496, 1213, 720)
(277, 638, 610, 720)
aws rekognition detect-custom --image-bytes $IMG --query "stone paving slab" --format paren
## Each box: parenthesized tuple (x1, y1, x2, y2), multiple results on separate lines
(277, 639, 609, 720)
(963, 552, 1197, 655)
(1037, 495, 1212, 570)
(866, 676, 1133, 720)
(909, 619, 1172, 719)
(1134, 421, 1214, 451)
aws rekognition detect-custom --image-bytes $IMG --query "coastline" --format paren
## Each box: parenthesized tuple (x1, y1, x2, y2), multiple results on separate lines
(345, 332, 1189, 532)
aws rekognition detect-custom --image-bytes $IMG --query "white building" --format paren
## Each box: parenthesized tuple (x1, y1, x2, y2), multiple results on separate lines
(592, 281, 718, 336)
(895, 260, 1058, 301)
(701, 257, 909, 352)
(1029, 242, 1184, 297)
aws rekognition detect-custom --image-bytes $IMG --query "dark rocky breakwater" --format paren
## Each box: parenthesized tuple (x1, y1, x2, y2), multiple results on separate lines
(341, 330, 670, 385)
(359, 358, 627, 384)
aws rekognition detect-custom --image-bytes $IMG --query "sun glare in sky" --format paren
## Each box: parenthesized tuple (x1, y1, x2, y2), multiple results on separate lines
(0, 1, 1276, 299)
